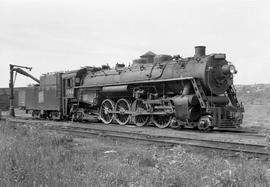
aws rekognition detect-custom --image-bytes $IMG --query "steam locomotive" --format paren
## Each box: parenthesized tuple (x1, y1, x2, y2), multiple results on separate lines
(20, 46, 244, 131)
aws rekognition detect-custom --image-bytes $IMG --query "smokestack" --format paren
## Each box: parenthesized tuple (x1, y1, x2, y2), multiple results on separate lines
(194, 46, 206, 58)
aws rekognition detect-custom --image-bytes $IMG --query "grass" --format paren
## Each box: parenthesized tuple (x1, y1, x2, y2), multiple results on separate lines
(243, 104, 270, 132)
(0, 120, 270, 187)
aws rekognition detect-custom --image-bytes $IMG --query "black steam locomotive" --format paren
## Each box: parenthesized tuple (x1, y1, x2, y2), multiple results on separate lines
(19, 46, 244, 131)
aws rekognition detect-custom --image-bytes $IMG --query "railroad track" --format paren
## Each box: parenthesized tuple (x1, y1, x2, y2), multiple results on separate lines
(3, 115, 264, 137)
(50, 126, 268, 155)
(3, 117, 269, 156)
(211, 129, 265, 138)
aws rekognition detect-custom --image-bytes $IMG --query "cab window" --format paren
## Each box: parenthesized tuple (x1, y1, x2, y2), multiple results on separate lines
(66, 78, 73, 88)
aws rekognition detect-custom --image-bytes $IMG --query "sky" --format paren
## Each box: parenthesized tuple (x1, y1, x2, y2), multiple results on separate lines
(0, 0, 269, 87)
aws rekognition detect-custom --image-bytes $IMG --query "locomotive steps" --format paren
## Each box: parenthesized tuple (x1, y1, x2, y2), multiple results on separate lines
(4, 117, 269, 157)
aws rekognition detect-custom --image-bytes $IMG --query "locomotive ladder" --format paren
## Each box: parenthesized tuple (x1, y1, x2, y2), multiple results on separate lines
(190, 78, 208, 109)
(226, 85, 240, 108)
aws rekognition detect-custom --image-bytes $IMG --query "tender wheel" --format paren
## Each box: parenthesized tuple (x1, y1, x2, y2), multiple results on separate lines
(133, 99, 149, 127)
(152, 101, 173, 129)
(115, 98, 131, 125)
(198, 115, 213, 132)
(32, 110, 40, 119)
(100, 99, 115, 124)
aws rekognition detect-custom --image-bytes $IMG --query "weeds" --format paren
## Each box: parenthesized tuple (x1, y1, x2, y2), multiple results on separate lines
(0, 121, 269, 186)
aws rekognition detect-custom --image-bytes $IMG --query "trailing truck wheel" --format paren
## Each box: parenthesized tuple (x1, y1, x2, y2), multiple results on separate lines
(100, 99, 115, 124)
(170, 118, 185, 129)
(72, 112, 83, 122)
(115, 98, 131, 125)
(133, 99, 149, 127)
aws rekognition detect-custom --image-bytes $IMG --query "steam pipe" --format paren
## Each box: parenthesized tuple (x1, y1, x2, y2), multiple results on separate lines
(9, 65, 15, 117)
(13, 68, 40, 83)
(9, 64, 39, 117)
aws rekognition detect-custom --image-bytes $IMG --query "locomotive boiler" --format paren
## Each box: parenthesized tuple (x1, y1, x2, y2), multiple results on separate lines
(68, 46, 244, 131)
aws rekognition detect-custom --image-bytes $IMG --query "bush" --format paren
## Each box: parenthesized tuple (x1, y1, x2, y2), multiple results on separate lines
(0, 121, 269, 186)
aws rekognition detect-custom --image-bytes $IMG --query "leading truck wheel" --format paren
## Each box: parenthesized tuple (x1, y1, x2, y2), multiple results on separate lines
(100, 99, 115, 124)
(115, 98, 131, 125)
(198, 115, 213, 132)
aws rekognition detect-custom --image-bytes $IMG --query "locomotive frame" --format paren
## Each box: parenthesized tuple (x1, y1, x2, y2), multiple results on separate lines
(19, 46, 244, 131)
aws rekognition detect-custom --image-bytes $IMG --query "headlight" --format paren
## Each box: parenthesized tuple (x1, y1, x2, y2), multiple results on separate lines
(229, 65, 237, 74)
(222, 64, 237, 74)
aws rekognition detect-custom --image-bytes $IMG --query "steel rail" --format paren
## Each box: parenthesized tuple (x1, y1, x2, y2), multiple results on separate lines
(50, 125, 268, 155)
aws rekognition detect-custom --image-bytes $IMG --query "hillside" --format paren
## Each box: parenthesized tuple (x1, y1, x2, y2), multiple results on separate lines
(0, 84, 269, 110)
(235, 84, 270, 105)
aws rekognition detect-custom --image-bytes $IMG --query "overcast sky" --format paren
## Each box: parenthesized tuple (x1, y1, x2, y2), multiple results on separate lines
(0, 0, 269, 87)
